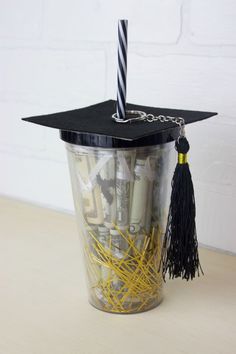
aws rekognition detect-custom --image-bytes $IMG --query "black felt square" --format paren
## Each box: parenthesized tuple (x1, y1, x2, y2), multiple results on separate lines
(22, 99, 217, 141)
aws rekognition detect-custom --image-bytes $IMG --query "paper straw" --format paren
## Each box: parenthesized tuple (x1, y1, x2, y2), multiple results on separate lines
(116, 19, 128, 119)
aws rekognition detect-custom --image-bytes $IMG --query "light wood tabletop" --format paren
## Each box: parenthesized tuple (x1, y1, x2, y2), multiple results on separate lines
(0, 196, 235, 354)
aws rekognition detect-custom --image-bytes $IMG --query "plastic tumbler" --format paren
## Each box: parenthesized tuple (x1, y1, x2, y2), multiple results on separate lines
(65, 136, 175, 314)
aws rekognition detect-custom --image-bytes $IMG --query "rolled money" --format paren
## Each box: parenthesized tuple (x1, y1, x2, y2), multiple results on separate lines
(151, 145, 172, 229)
(86, 224, 98, 245)
(110, 229, 124, 291)
(129, 158, 149, 234)
(151, 156, 162, 228)
(97, 152, 116, 229)
(75, 154, 103, 225)
(144, 156, 156, 235)
(110, 228, 125, 259)
(84, 224, 101, 290)
(85, 224, 99, 258)
(158, 145, 173, 227)
(98, 225, 110, 249)
(97, 226, 111, 290)
(116, 150, 135, 229)
(135, 233, 145, 252)
(94, 288, 108, 306)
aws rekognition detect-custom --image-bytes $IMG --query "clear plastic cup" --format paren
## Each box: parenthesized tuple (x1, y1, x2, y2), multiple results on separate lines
(66, 142, 174, 313)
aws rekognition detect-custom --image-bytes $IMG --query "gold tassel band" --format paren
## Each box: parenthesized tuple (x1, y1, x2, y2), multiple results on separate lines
(178, 153, 188, 164)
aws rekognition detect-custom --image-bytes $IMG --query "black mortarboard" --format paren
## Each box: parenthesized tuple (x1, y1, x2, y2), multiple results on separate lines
(22, 99, 217, 148)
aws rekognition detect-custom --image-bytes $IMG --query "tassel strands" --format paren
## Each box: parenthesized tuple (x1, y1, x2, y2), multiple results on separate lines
(160, 137, 204, 281)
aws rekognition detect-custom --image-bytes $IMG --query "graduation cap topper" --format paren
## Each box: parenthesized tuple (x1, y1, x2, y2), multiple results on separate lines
(23, 19, 217, 281)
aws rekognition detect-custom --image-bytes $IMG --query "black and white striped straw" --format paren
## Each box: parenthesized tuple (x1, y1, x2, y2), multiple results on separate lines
(116, 19, 128, 120)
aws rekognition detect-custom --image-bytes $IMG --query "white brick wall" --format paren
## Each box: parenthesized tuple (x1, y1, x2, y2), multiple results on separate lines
(190, 0, 236, 45)
(0, 0, 43, 39)
(0, 0, 236, 252)
(45, 0, 181, 43)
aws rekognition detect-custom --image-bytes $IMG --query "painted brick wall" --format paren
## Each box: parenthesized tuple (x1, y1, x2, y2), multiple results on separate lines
(1, 0, 235, 252)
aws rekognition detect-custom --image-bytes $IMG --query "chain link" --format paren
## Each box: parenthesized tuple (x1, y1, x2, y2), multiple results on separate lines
(112, 110, 186, 138)
(145, 114, 185, 137)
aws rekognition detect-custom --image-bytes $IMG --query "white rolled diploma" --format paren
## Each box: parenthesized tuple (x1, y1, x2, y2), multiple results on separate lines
(75, 154, 104, 225)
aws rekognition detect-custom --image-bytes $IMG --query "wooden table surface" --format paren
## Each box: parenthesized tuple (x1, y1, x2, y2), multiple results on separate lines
(0, 196, 235, 354)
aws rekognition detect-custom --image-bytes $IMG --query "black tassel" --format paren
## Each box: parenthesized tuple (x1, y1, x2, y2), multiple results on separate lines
(160, 137, 203, 281)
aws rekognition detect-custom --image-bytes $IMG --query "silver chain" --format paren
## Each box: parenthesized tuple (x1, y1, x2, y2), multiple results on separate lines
(145, 114, 185, 137)
(112, 110, 186, 138)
